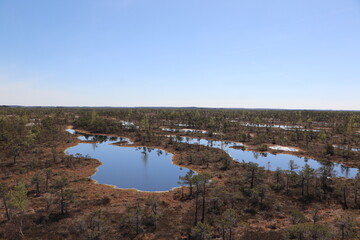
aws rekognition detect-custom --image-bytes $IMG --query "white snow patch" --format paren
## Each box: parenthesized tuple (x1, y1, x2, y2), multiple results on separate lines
(269, 145, 299, 152)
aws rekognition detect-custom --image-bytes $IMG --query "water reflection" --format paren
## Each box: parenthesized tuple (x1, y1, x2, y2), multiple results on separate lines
(169, 136, 358, 178)
(239, 123, 321, 132)
(161, 128, 209, 134)
(66, 128, 358, 191)
(333, 145, 360, 152)
(66, 130, 188, 191)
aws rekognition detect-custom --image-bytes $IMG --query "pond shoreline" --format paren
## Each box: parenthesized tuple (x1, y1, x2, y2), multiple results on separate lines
(65, 127, 202, 192)
(66, 127, 358, 181)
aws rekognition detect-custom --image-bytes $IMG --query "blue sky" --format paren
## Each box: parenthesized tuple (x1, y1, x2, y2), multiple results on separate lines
(0, 0, 359, 110)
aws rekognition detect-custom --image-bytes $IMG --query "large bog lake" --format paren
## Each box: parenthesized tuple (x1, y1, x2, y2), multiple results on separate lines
(65, 129, 358, 192)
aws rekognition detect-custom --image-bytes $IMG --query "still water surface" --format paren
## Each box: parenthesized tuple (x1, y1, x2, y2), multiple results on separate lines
(65, 129, 358, 192)
(169, 136, 358, 178)
(66, 130, 188, 191)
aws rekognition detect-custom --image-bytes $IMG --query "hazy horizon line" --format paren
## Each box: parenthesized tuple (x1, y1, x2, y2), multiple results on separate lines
(2, 105, 359, 112)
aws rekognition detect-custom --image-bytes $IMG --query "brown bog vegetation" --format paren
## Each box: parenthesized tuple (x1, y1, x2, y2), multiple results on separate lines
(0, 106, 359, 239)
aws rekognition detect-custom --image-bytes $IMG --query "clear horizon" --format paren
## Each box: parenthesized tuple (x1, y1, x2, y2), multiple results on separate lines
(1, 0, 360, 110)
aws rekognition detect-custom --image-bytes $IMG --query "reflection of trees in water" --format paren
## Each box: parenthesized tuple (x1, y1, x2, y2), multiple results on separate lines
(92, 135, 110, 143)
(136, 147, 165, 157)
(77, 131, 133, 145)
(83, 135, 92, 141)
(117, 137, 130, 144)
(141, 151, 148, 162)
(340, 165, 350, 178)
(223, 141, 232, 150)
(140, 147, 149, 166)
(176, 136, 183, 143)
(266, 161, 271, 171)
(92, 142, 98, 150)
(109, 136, 118, 142)
(135, 147, 155, 166)
(80, 134, 109, 143)
(317, 162, 336, 179)
(221, 141, 226, 150)
(319, 161, 335, 168)
(83, 134, 118, 143)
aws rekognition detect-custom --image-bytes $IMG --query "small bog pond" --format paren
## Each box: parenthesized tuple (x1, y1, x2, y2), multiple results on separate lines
(66, 130, 187, 191)
(161, 127, 209, 134)
(240, 123, 321, 132)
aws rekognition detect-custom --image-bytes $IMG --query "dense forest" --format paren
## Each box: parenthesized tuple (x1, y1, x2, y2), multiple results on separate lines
(0, 106, 359, 239)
